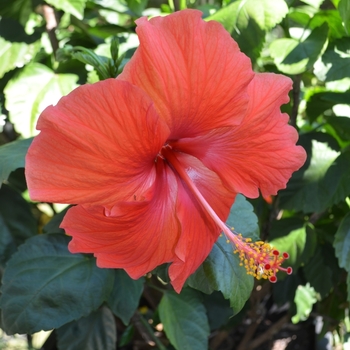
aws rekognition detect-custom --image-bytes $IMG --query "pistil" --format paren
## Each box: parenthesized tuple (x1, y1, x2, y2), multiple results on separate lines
(162, 146, 292, 282)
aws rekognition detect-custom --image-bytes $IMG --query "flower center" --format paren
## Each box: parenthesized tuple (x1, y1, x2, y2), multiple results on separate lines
(161, 145, 292, 283)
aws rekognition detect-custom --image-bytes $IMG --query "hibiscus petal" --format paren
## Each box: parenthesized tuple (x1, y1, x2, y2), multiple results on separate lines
(118, 9, 254, 139)
(168, 153, 236, 292)
(172, 73, 307, 198)
(62, 160, 180, 278)
(26, 79, 169, 206)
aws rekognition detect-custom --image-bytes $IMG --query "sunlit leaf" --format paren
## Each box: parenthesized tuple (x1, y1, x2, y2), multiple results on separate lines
(56, 307, 117, 350)
(279, 136, 341, 213)
(292, 284, 318, 323)
(0, 138, 32, 184)
(4, 63, 78, 138)
(208, 0, 288, 61)
(45, 0, 87, 20)
(306, 91, 350, 120)
(159, 288, 210, 350)
(338, 0, 350, 34)
(315, 39, 350, 82)
(301, 0, 325, 7)
(0, 38, 38, 79)
(208, 0, 288, 32)
(270, 23, 328, 75)
(0, 234, 114, 334)
(126, 0, 148, 15)
(270, 227, 307, 270)
(311, 10, 346, 39)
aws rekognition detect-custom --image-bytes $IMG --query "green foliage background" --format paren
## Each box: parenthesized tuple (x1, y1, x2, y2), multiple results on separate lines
(0, 0, 350, 349)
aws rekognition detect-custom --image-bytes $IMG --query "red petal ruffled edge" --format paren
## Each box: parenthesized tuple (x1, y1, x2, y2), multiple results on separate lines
(173, 73, 307, 198)
(118, 9, 254, 139)
(168, 153, 236, 292)
(61, 160, 180, 278)
(26, 79, 169, 206)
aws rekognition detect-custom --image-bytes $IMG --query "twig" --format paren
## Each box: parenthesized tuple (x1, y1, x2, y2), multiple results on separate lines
(308, 211, 326, 225)
(237, 283, 271, 350)
(42, 4, 59, 56)
(209, 330, 229, 349)
(173, 0, 180, 11)
(291, 74, 302, 129)
(248, 314, 289, 349)
(131, 311, 167, 350)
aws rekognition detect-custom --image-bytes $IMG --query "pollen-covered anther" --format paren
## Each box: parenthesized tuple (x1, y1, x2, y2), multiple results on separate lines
(229, 230, 292, 283)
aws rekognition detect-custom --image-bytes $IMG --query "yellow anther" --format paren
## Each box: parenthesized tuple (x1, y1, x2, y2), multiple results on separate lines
(230, 234, 291, 283)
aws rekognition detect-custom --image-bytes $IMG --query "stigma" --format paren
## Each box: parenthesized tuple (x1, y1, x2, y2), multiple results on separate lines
(223, 229, 292, 282)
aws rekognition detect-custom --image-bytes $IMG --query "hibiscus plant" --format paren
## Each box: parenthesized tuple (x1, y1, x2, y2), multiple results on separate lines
(0, 0, 350, 349)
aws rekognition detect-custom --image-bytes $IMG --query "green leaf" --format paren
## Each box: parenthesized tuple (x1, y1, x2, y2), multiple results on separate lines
(226, 194, 260, 239)
(306, 90, 350, 120)
(43, 208, 70, 235)
(188, 237, 254, 315)
(56, 307, 117, 350)
(0, 234, 114, 334)
(208, 0, 288, 32)
(346, 273, 350, 304)
(4, 63, 78, 138)
(126, 0, 148, 16)
(269, 227, 307, 270)
(188, 195, 255, 314)
(339, 0, 350, 34)
(0, 0, 32, 26)
(304, 246, 333, 299)
(291, 283, 318, 323)
(119, 324, 135, 347)
(271, 220, 317, 266)
(327, 116, 350, 141)
(270, 217, 305, 240)
(71, 48, 112, 79)
(203, 292, 232, 330)
(270, 23, 329, 75)
(106, 270, 144, 325)
(321, 151, 350, 206)
(315, 39, 350, 82)
(208, 0, 288, 62)
(0, 138, 33, 184)
(158, 288, 210, 350)
(319, 285, 347, 332)
(45, 0, 87, 20)
(301, 0, 325, 7)
(334, 212, 350, 271)
(273, 275, 301, 306)
(0, 185, 36, 265)
(279, 136, 341, 213)
(0, 37, 38, 79)
(300, 10, 346, 39)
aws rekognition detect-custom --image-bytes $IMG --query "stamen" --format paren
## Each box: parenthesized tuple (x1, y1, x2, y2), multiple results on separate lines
(161, 147, 292, 283)
(228, 229, 292, 282)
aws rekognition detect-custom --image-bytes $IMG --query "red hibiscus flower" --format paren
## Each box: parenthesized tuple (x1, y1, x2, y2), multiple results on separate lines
(26, 10, 306, 292)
